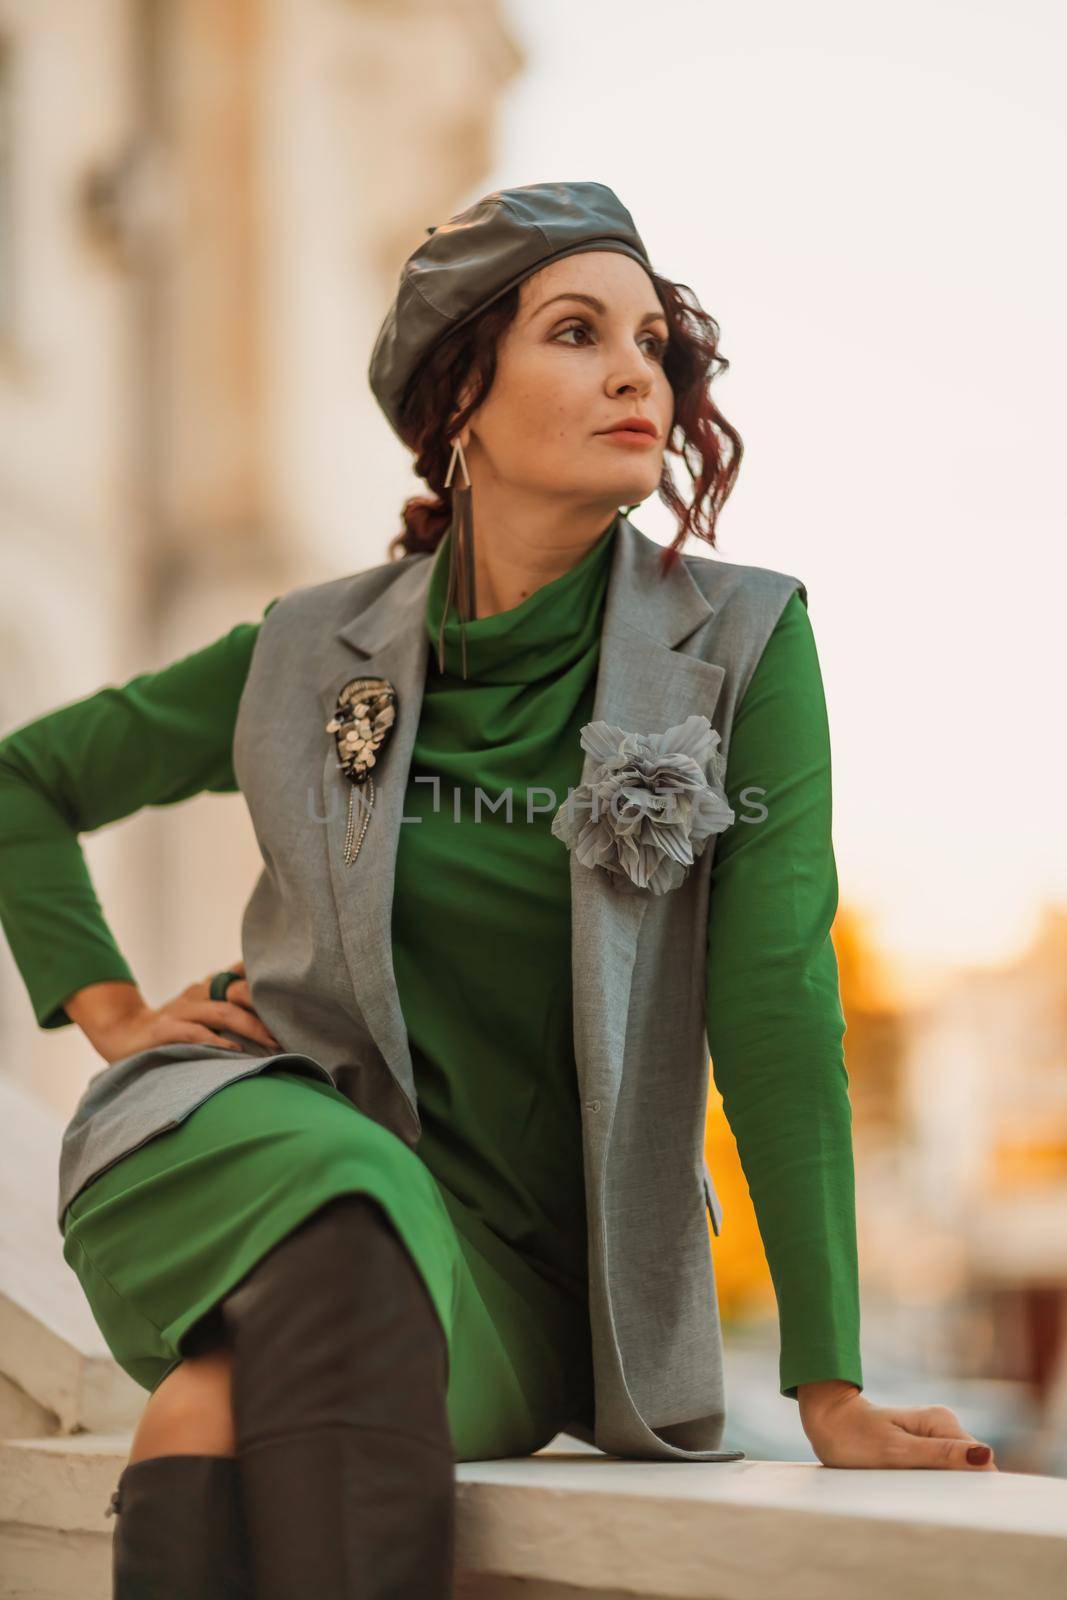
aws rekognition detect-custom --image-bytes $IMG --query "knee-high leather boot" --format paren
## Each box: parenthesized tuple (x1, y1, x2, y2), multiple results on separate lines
(220, 1192, 455, 1600)
(106, 1453, 254, 1598)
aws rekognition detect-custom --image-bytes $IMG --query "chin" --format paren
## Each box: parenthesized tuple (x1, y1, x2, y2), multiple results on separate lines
(566, 464, 661, 507)
(591, 460, 661, 491)
(608, 472, 660, 503)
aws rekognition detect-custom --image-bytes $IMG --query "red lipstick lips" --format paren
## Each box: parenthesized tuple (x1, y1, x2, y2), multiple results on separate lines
(597, 415, 658, 446)
(599, 415, 657, 438)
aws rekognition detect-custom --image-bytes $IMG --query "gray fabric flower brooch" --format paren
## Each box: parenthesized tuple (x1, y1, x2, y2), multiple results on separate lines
(325, 676, 397, 865)
(550, 714, 735, 895)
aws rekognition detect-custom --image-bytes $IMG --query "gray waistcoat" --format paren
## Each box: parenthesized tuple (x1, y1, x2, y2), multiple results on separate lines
(57, 514, 804, 1462)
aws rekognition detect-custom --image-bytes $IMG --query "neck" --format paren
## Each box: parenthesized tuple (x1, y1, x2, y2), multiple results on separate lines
(460, 488, 620, 621)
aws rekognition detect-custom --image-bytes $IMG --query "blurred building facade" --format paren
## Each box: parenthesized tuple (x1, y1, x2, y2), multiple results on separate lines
(0, 0, 521, 1117)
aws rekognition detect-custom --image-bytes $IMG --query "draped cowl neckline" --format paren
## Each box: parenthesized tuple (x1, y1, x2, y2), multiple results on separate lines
(423, 512, 620, 686)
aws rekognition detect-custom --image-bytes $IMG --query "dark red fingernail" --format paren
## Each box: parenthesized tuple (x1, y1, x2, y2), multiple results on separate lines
(966, 1445, 991, 1465)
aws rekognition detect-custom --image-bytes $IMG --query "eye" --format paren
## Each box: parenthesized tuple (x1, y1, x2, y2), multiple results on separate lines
(554, 319, 594, 348)
(553, 319, 668, 362)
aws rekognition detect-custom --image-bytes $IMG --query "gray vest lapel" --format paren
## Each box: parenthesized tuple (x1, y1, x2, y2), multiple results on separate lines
(570, 517, 725, 1148)
(315, 555, 435, 1135)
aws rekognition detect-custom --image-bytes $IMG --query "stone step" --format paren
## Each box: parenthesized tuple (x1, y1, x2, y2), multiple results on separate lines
(0, 1432, 127, 1600)
(0, 1076, 144, 1437)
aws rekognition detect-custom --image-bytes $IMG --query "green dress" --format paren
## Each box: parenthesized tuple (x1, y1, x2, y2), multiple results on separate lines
(0, 522, 862, 1421)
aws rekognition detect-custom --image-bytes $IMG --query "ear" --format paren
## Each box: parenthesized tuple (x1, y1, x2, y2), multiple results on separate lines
(447, 414, 473, 450)
(450, 374, 480, 430)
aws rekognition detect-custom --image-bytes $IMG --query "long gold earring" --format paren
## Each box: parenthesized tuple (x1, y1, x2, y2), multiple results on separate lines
(440, 435, 475, 679)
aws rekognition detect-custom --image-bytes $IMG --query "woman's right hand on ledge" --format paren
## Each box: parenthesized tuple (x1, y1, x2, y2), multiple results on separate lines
(66, 961, 281, 1064)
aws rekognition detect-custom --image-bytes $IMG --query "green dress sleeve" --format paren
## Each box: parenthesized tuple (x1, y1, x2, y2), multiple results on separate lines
(0, 598, 280, 1032)
(706, 588, 863, 1401)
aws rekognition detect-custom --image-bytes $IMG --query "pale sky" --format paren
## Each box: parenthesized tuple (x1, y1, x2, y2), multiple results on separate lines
(461, 0, 1065, 991)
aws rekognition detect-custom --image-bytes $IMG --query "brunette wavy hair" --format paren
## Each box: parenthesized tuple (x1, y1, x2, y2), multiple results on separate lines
(386, 269, 743, 576)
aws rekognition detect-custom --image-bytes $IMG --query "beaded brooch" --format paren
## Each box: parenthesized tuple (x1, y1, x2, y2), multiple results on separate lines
(325, 677, 398, 865)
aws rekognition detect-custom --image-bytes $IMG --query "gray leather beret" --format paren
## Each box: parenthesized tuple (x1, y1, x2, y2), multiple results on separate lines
(368, 179, 654, 443)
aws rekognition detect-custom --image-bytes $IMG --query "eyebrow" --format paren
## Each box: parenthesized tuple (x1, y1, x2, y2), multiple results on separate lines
(530, 291, 667, 329)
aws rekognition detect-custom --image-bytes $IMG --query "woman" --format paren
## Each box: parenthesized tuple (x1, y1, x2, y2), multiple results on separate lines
(0, 180, 996, 1599)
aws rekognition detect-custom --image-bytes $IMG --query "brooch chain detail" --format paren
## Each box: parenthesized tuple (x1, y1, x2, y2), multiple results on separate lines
(325, 676, 398, 865)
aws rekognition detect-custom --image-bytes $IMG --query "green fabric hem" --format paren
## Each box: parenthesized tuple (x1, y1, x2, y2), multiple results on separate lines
(60, 1070, 460, 1396)
(158, 1180, 458, 1393)
(37, 962, 138, 1030)
(781, 1360, 865, 1402)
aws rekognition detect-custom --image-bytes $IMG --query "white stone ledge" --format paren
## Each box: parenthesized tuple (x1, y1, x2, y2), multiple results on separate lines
(452, 1438, 1067, 1599)
(3, 1432, 1066, 1600)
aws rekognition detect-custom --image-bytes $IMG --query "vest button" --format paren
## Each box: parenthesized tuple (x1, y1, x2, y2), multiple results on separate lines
(585, 1099, 601, 1112)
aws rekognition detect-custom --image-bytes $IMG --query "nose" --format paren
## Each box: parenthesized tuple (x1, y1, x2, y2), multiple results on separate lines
(610, 360, 654, 399)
